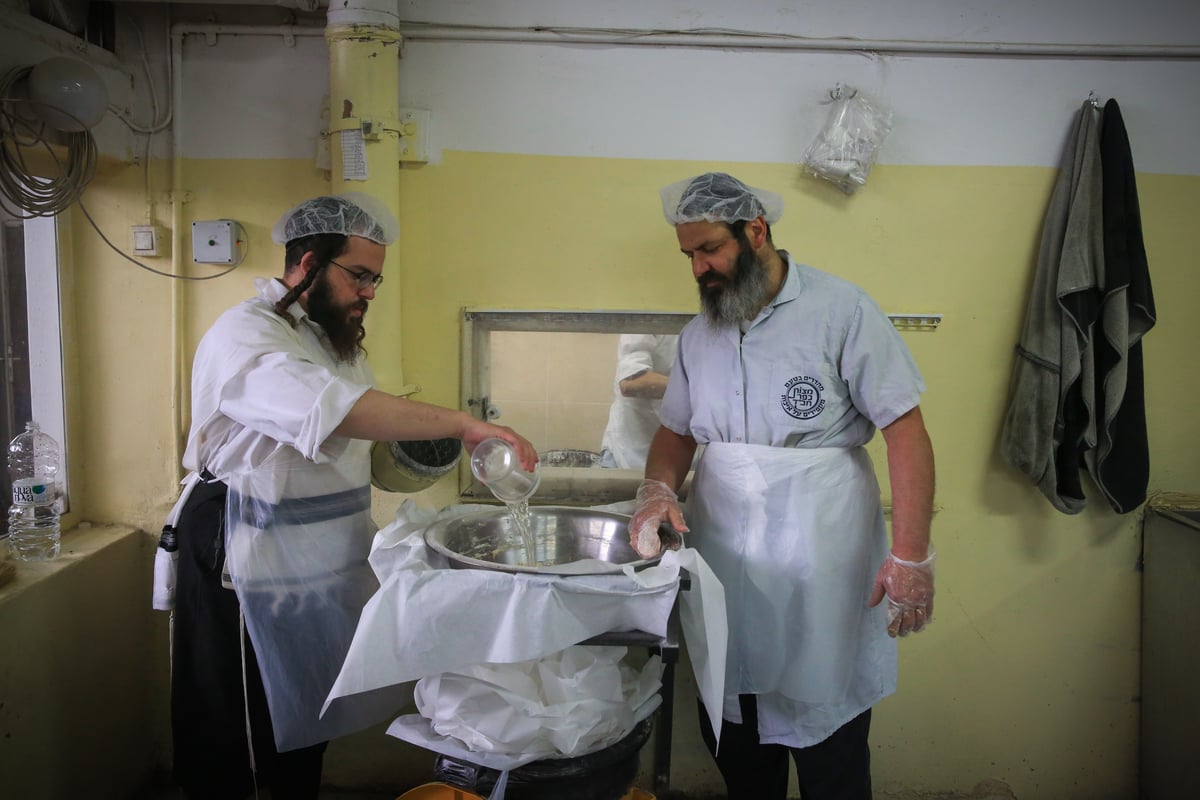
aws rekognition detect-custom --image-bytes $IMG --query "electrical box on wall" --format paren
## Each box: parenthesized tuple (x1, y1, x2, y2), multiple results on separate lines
(192, 219, 243, 264)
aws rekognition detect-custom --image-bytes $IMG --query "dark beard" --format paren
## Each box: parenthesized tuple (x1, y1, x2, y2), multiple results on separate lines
(306, 271, 366, 363)
(698, 238, 769, 328)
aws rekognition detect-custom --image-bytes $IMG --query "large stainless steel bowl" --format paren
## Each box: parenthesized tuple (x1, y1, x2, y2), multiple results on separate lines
(423, 505, 675, 575)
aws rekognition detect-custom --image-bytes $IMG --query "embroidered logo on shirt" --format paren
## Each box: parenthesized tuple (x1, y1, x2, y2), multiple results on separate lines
(781, 375, 825, 420)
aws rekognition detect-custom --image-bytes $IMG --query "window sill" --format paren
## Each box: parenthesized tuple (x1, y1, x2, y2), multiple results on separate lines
(0, 523, 142, 604)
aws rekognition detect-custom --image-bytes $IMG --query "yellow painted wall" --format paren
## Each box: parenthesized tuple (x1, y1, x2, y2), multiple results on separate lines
(0, 526, 167, 797)
(61, 157, 331, 528)
(27, 150, 1200, 797)
(389, 155, 1198, 797)
(489, 330, 623, 454)
(61, 158, 177, 529)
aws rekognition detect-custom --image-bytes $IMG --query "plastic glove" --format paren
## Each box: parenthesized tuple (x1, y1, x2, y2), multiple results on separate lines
(868, 549, 935, 638)
(628, 479, 688, 559)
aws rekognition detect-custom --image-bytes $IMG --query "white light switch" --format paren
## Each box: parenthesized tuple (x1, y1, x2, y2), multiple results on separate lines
(131, 225, 160, 256)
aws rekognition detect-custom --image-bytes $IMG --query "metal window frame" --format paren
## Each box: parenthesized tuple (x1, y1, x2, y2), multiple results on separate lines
(460, 309, 693, 505)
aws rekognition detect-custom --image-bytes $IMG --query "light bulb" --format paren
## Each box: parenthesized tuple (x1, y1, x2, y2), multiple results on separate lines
(27, 57, 108, 132)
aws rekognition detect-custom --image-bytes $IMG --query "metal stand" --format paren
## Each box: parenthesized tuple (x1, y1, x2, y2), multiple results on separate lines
(583, 570, 688, 797)
(430, 571, 690, 799)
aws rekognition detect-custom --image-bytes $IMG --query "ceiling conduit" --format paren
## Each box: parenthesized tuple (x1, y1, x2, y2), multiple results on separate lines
(325, 0, 409, 395)
(392, 24, 1200, 60)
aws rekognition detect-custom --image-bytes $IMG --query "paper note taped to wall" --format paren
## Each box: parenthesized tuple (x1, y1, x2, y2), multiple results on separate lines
(341, 129, 368, 180)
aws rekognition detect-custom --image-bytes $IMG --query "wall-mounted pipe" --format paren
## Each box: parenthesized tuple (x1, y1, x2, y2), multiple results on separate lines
(167, 22, 325, 482)
(169, 25, 185, 481)
(393, 24, 1200, 60)
(325, 0, 407, 395)
(171, 23, 325, 45)
(164, 18, 1200, 60)
(121, 0, 323, 8)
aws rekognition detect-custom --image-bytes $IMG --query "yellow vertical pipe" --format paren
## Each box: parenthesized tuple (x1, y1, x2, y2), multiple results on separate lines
(326, 17, 404, 393)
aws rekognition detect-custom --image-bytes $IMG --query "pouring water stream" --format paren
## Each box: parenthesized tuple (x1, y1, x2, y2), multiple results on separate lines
(470, 438, 542, 565)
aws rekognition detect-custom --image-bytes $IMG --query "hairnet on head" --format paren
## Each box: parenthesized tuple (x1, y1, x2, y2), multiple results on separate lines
(659, 172, 784, 226)
(271, 191, 400, 246)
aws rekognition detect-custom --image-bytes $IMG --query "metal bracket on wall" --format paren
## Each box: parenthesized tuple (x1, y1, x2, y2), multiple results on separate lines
(887, 313, 942, 331)
(323, 108, 431, 163)
(396, 108, 431, 163)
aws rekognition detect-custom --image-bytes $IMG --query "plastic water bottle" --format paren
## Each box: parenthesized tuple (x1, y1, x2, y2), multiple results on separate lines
(7, 421, 61, 561)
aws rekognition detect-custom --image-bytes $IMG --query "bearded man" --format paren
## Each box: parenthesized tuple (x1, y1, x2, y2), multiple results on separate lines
(628, 173, 937, 800)
(168, 193, 536, 799)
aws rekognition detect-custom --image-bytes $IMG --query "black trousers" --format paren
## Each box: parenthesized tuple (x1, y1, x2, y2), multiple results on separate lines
(171, 477, 326, 800)
(698, 695, 873, 800)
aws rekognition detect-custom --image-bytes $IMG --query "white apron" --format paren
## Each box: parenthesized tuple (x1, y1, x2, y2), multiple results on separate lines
(689, 442, 891, 707)
(224, 442, 386, 751)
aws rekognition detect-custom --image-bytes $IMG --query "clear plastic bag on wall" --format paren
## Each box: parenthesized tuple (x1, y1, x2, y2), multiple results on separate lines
(800, 86, 893, 195)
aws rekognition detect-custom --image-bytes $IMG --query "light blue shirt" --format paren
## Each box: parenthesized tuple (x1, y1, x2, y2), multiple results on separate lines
(660, 253, 925, 447)
(661, 253, 923, 747)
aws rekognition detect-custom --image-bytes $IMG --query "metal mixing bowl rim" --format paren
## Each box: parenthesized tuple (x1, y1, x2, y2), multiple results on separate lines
(422, 505, 671, 575)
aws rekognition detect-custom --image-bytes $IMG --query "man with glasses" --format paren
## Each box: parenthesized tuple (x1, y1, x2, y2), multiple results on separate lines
(167, 193, 537, 799)
(629, 173, 936, 800)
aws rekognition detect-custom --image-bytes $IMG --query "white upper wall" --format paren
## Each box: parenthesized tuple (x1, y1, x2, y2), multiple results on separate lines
(178, 33, 329, 162)
(392, 41, 1199, 172)
(145, 1, 1200, 174)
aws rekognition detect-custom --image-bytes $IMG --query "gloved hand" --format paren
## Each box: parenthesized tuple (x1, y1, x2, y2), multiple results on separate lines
(868, 549, 935, 638)
(628, 479, 688, 558)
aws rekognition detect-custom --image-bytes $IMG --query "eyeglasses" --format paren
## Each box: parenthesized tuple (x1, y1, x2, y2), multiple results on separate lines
(329, 259, 384, 290)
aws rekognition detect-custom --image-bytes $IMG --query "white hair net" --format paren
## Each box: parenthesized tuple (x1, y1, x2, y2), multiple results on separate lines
(271, 192, 400, 246)
(659, 172, 784, 226)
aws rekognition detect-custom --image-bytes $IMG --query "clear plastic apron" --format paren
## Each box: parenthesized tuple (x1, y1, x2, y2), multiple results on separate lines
(689, 442, 889, 705)
(224, 442, 381, 751)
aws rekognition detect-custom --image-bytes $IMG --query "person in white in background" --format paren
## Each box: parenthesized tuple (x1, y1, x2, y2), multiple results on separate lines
(599, 333, 678, 469)
(628, 172, 936, 800)
(169, 193, 537, 799)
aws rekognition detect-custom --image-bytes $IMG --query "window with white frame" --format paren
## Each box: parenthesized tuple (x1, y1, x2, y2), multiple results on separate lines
(0, 210, 68, 515)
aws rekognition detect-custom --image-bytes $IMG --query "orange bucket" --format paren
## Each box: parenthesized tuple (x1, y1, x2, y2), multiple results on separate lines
(397, 780, 655, 800)
(396, 783, 484, 800)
